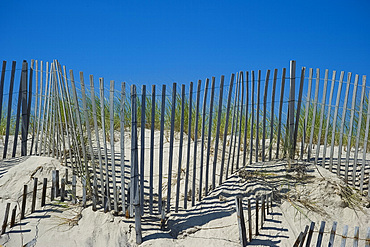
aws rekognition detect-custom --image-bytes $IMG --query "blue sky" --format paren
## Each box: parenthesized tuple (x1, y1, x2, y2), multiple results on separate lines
(1, 0, 369, 86)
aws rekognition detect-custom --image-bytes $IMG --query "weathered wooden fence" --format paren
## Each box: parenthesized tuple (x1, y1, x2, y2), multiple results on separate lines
(294, 221, 370, 247)
(1, 59, 370, 244)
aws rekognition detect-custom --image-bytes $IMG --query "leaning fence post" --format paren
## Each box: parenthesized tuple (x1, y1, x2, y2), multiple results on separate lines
(21, 184, 27, 219)
(31, 177, 38, 213)
(299, 225, 309, 247)
(1, 203, 10, 235)
(235, 196, 247, 246)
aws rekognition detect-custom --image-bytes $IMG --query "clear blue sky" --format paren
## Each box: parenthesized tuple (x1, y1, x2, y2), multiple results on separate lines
(1, 0, 369, 86)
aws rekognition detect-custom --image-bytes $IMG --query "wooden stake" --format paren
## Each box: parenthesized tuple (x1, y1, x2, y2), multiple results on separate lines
(167, 83, 176, 212)
(31, 178, 38, 213)
(21, 184, 27, 220)
(1, 203, 10, 235)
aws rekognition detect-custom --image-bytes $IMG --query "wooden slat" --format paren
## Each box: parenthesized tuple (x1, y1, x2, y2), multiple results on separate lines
(120, 82, 126, 213)
(34, 60, 43, 155)
(354, 226, 359, 247)
(220, 74, 235, 185)
(21, 184, 27, 219)
(3, 61, 16, 159)
(158, 85, 166, 212)
(299, 225, 309, 247)
(301, 68, 313, 160)
(322, 71, 337, 167)
(13, 62, 25, 157)
(352, 76, 366, 185)
(256, 70, 261, 162)
(31, 178, 38, 213)
(235, 196, 247, 246)
(329, 71, 345, 171)
(184, 82, 193, 208)
(269, 69, 278, 160)
(205, 78, 215, 196)
(242, 71, 249, 167)
(10, 205, 17, 228)
(0, 61, 6, 132)
(199, 79, 209, 200)
(340, 225, 348, 247)
(276, 68, 286, 159)
(305, 221, 315, 247)
(316, 221, 326, 247)
(250, 71, 255, 163)
(236, 72, 244, 170)
(365, 227, 370, 247)
(110, 80, 118, 213)
(149, 85, 155, 214)
(247, 198, 252, 242)
(255, 197, 259, 236)
(167, 83, 176, 212)
(26, 60, 34, 154)
(225, 72, 240, 179)
(328, 221, 337, 247)
(192, 80, 201, 206)
(314, 69, 329, 165)
(175, 84, 186, 212)
(80, 72, 99, 206)
(140, 85, 146, 214)
(262, 70, 270, 162)
(1, 203, 10, 235)
(41, 178, 47, 206)
(337, 73, 352, 176)
(288, 61, 296, 158)
(344, 74, 359, 183)
(99, 78, 112, 212)
(90, 75, 105, 204)
(20, 60, 28, 156)
(361, 79, 370, 193)
(212, 77, 224, 189)
(70, 70, 90, 187)
(307, 68, 320, 161)
(294, 67, 306, 157)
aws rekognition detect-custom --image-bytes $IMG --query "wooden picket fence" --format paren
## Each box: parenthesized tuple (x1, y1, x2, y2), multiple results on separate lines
(1, 59, 370, 244)
(234, 192, 274, 246)
(1, 168, 78, 236)
(294, 221, 370, 247)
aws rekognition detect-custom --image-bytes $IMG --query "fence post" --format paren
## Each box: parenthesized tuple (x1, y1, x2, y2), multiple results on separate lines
(140, 85, 146, 215)
(247, 198, 252, 242)
(262, 70, 270, 162)
(0, 61, 6, 139)
(305, 221, 315, 247)
(199, 79, 209, 200)
(184, 82, 192, 208)
(72, 175, 77, 204)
